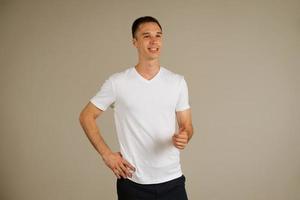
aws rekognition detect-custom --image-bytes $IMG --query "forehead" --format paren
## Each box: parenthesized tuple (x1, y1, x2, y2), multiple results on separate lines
(137, 22, 162, 34)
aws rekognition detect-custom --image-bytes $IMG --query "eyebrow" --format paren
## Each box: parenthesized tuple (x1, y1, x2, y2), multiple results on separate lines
(142, 31, 163, 35)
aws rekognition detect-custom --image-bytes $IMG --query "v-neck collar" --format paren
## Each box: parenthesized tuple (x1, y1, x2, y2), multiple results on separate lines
(133, 66, 162, 84)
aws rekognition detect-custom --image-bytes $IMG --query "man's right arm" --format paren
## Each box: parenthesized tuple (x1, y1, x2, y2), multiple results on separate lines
(79, 102, 135, 179)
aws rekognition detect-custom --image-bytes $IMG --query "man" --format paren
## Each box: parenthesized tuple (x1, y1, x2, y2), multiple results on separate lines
(79, 16, 194, 200)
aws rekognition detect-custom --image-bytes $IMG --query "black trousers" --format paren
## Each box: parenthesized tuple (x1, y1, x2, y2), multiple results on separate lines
(116, 175, 188, 200)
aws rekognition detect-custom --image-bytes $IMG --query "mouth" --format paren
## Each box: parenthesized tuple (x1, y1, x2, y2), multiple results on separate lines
(148, 47, 159, 53)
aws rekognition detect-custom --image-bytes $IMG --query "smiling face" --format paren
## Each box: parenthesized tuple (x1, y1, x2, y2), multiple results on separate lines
(133, 22, 163, 61)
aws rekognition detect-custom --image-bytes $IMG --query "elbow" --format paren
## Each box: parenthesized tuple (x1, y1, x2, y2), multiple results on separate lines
(79, 111, 85, 125)
(79, 110, 97, 126)
(79, 111, 89, 126)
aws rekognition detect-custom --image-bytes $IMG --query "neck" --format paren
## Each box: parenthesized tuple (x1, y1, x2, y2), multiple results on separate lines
(135, 59, 160, 75)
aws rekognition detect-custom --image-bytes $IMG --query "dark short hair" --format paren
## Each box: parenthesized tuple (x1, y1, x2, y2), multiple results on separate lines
(131, 16, 162, 38)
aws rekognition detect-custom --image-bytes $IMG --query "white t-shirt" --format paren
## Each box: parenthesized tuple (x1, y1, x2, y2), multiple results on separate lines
(90, 66, 190, 184)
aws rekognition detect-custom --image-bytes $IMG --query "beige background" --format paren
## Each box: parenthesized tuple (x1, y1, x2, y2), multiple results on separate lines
(1, 0, 299, 199)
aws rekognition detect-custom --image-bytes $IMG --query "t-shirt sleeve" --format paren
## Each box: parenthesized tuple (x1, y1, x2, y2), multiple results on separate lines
(90, 76, 116, 111)
(175, 76, 190, 112)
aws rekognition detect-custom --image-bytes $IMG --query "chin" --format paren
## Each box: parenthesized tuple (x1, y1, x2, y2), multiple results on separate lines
(149, 53, 161, 59)
(147, 56, 160, 60)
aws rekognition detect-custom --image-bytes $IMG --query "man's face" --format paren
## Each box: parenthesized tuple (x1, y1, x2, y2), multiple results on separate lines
(133, 22, 163, 61)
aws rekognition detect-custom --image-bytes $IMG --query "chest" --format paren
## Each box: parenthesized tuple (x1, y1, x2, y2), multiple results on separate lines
(115, 80, 179, 113)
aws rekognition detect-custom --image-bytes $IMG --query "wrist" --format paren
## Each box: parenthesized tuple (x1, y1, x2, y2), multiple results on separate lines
(101, 149, 112, 160)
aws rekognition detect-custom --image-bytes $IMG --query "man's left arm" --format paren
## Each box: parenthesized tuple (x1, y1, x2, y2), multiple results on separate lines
(173, 108, 194, 149)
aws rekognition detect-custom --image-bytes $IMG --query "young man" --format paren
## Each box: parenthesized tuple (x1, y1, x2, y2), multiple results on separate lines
(79, 16, 194, 200)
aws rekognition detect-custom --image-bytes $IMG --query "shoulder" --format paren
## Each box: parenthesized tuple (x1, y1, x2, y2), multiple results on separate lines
(161, 67, 185, 84)
(107, 67, 132, 82)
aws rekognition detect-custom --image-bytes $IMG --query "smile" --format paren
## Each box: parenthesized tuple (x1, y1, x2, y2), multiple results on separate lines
(148, 48, 159, 52)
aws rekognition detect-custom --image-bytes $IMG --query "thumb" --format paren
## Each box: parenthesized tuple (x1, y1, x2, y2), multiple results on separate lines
(179, 126, 185, 134)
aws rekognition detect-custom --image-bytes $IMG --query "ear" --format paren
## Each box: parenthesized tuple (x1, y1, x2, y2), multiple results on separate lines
(132, 37, 138, 48)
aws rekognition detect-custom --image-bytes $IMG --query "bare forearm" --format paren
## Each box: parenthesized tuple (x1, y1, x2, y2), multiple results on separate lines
(79, 116, 111, 157)
(181, 124, 194, 142)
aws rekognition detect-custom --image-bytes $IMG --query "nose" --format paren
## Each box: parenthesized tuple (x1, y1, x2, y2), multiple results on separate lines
(150, 36, 159, 44)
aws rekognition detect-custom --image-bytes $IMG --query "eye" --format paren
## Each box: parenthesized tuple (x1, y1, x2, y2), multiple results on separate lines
(143, 35, 150, 38)
(156, 34, 161, 38)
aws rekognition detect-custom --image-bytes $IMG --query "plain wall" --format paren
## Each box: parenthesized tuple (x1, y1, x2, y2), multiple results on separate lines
(0, 0, 299, 199)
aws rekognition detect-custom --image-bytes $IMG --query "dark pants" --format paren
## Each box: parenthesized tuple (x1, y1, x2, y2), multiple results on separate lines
(116, 175, 188, 200)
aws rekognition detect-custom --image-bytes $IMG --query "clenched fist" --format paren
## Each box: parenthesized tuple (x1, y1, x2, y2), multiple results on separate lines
(172, 127, 189, 150)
